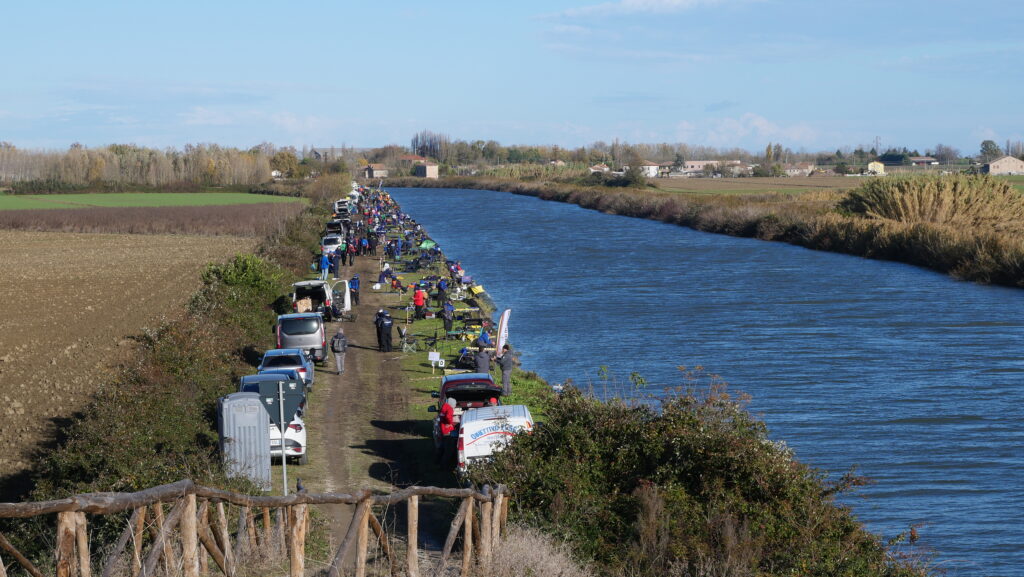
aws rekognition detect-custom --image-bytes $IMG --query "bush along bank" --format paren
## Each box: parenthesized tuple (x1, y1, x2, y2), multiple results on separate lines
(383, 174, 1024, 287)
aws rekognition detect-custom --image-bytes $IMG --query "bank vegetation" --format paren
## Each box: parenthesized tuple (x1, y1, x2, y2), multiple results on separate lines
(384, 174, 1024, 287)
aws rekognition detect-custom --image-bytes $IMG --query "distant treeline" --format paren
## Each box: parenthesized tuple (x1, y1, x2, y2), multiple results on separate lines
(0, 143, 271, 188)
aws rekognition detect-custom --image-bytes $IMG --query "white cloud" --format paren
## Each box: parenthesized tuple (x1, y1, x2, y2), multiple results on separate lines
(180, 106, 241, 126)
(704, 113, 818, 147)
(562, 0, 750, 17)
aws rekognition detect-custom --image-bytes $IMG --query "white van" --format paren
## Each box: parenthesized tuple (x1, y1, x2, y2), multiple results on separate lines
(456, 405, 534, 474)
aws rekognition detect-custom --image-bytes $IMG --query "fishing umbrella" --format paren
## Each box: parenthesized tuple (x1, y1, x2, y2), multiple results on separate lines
(419, 239, 438, 249)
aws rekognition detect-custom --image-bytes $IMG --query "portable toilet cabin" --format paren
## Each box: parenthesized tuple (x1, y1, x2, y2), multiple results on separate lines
(218, 392, 271, 490)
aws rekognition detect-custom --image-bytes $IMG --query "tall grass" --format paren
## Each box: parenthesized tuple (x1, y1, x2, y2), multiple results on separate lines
(840, 174, 1024, 233)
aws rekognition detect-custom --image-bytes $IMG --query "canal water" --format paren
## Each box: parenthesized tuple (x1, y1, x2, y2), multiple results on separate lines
(389, 187, 1024, 575)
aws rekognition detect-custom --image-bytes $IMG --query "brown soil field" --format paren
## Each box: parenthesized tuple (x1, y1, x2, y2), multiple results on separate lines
(0, 230, 254, 477)
(653, 175, 859, 194)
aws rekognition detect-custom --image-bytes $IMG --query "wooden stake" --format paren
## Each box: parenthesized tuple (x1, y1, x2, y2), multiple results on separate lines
(75, 512, 91, 577)
(182, 495, 199, 577)
(327, 498, 370, 577)
(261, 508, 271, 549)
(480, 499, 493, 575)
(0, 531, 44, 577)
(198, 501, 209, 576)
(197, 525, 227, 576)
(55, 511, 76, 577)
(151, 504, 172, 577)
(491, 494, 504, 546)
(500, 495, 509, 534)
(438, 497, 470, 572)
(406, 495, 419, 577)
(355, 503, 371, 577)
(288, 505, 307, 577)
(0, 550, 7, 577)
(245, 509, 257, 553)
(367, 513, 395, 576)
(141, 499, 185, 577)
(232, 507, 248, 564)
(215, 502, 234, 577)
(130, 506, 146, 577)
(459, 499, 474, 577)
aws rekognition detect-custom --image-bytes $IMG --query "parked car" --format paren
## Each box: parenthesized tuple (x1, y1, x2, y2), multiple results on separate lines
(321, 235, 343, 255)
(325, 219, 345, 235)
(275, 313, 327, 365)
(258, 348, 315, 390)
(290, 279, 348, 320)
(237, 373, 306, 416)
(457, 404, 534, 474)
(429, 372, 503, 451)
(272, 413, 308, 465)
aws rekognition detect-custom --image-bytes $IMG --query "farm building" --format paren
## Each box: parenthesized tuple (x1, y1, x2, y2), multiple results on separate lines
(984, 155, 1024, 175)
(867, 161, 886, 175)
(909, 156, 940, 166)
(362, 164, 389, 179)
(589, 163, 610, 174)
(414, 162, 439, 179)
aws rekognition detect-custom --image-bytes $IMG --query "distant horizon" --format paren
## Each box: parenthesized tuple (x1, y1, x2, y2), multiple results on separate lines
(2, 1, 1020, 155)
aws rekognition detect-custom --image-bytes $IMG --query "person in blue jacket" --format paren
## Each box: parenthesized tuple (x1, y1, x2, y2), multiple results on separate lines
(319, 253, 330, 281)
(349, 274, 360, 305)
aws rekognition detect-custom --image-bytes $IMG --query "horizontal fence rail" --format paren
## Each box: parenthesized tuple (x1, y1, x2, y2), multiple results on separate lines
(0, 480, 509, 577)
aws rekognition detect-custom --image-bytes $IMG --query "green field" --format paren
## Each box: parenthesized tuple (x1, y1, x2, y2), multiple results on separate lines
(0, 192, 305, 211)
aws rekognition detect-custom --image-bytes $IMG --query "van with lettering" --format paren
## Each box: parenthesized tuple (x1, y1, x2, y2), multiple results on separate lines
(456, 404, 534, 474)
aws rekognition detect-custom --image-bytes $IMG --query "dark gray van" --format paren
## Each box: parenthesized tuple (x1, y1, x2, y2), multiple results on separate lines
(274, 313, 327, 365)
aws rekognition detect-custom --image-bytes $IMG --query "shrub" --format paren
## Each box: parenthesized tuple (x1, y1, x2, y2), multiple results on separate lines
(473, 374, 929, 577)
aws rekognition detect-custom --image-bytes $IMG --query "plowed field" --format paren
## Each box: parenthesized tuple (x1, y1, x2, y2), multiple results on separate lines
(0, 231, 253, 477)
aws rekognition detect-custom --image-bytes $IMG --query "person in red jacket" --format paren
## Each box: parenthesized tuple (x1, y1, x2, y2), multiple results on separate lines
(436, 397, 457, 466)
(412, 286, 427, 320)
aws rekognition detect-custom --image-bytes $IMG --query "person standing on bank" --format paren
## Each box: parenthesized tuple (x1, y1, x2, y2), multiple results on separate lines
(474, 345, 490, 374)
(495, 344, 514, 395)
(380, 311, 394, 352)
(330, 328, 348, 375)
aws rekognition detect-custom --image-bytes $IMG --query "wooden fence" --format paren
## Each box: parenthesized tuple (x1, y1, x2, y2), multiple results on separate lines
(0, 479, 509, 577)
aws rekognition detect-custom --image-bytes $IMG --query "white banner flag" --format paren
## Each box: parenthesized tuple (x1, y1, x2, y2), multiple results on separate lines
(496, 309, 511, 352)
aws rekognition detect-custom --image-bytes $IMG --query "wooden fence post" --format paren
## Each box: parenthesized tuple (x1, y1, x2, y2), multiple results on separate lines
(459, 499, 474, 577)
(288, 505, 306, 577)
(141, 499, 185, 577)
(491, 494, 504, 546)
(131, 506, 146, 577)
(233, 507, 249, 562)
(479, 498, 493, 575)
(75, 512, 91, 577)
(327, 497, 370, 577)
(182, 495, 199, 577)
(198, 501, 209, 576)
(0, 531, 45, 577)
(438, 497, 470, 573)
(406, 495, 419, 577)
(0, 550, 7, 577)
(55, 511, 77, 577)
(355, 503, 371, 577)
(215, 502, 234, 577)
(261, 508, 272, 549)
(151, 504, 172, 577)
(367, 513, 395, 576)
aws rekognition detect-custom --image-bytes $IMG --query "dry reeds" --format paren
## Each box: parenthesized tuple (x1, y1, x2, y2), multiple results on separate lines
(840, 174, 1024, 233)
(489, 525, 596, 577)
(0, 204, 306, 236)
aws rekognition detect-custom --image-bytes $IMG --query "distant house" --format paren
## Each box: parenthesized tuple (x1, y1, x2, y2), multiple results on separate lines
(414, 162, 439, 179)
(909, 156, 939, 166)
(984, 155, 1024, 175)
(684, 160, 719, 173)
(784, 162, 816, 177)
(638, 161, 660, 178)
(658, 162, 675, 178)
(589, 163, 610, 174)
(399, 154, 428, 165)
(867, 161, 886, 175)
(362, 164, 389, 179)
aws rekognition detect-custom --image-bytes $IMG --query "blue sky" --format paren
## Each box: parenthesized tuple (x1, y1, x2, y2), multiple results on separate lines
(2, 0, 1021, 155)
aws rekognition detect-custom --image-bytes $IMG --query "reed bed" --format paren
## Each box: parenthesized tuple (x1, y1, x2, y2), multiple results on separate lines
(0, 203, 306, 236)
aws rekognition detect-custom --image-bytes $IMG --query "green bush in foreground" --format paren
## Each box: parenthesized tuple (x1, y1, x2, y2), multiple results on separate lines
(473, 376, 928, 577)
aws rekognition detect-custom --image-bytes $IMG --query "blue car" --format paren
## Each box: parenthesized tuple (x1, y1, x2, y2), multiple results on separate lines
(257, 348, 315, 390)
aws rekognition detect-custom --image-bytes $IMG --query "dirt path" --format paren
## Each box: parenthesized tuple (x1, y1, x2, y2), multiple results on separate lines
(301, 250, 451, 558)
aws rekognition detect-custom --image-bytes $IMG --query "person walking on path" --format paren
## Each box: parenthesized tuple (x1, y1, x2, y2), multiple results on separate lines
(330, 328, 348, 375)
(495, 344, 514, 395)
(349, 274, 361, 305)
(379, 312, 394, 352)
(473, 345, 490, 374)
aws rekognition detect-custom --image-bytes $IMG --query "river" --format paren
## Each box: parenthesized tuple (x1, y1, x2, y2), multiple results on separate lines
(389, 187, 1024, 576)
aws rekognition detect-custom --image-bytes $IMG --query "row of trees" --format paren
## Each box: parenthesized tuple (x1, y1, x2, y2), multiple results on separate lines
(0, 142, 272, 186)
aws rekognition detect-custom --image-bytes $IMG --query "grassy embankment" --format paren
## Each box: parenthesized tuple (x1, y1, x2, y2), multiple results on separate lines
(384, 174, 1024, 287)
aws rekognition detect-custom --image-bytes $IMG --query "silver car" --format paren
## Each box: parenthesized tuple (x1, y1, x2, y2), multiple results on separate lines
(274, 314, 326, 365)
